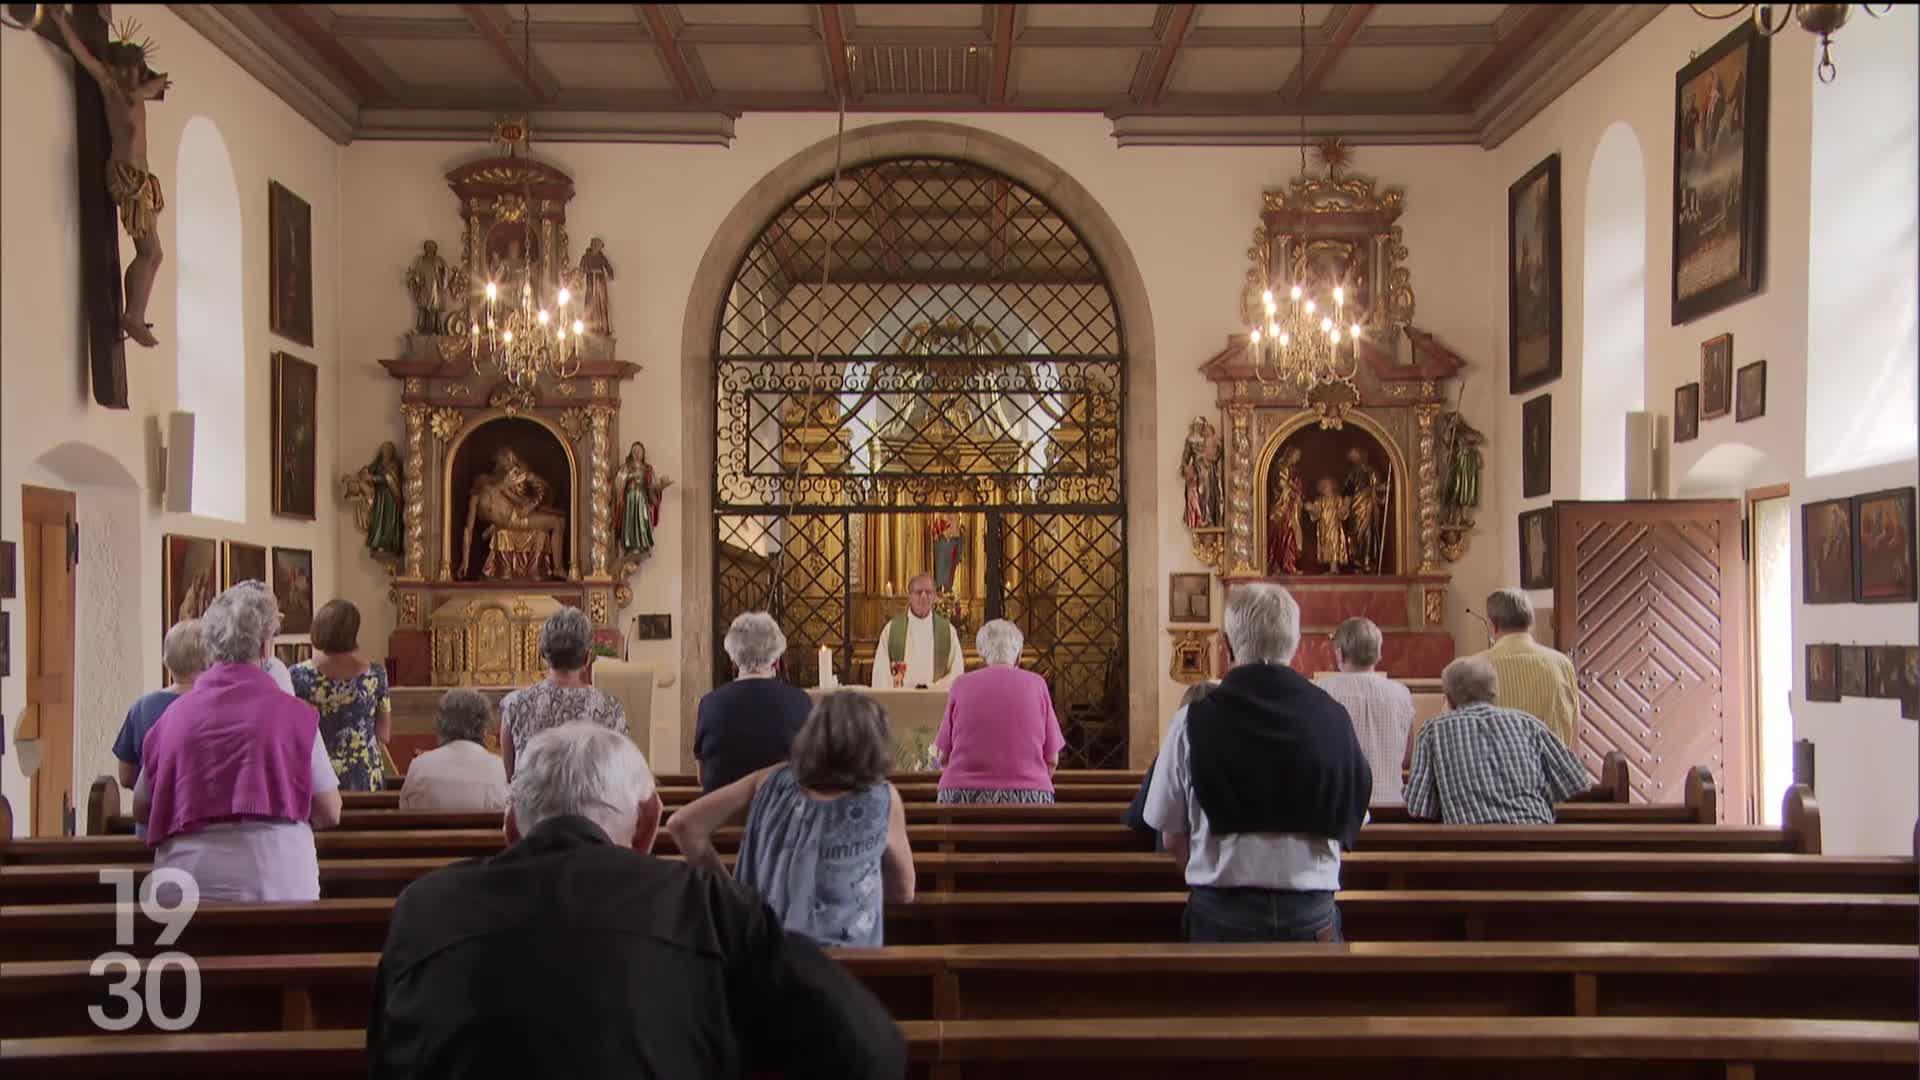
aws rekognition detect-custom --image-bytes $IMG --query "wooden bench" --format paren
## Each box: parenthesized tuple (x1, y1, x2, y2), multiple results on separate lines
(6, 888, 1912, 962)
(7, 849, 1910, 906)
(6, 1016, 1914, 1078)
(5, 942, 1912, 1038)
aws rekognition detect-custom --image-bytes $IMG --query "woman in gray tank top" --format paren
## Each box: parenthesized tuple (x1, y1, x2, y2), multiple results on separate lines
(668, 690, 915, 948)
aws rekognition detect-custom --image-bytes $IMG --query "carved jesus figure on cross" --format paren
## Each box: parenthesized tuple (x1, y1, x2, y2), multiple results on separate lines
(46, 7, 170, 347)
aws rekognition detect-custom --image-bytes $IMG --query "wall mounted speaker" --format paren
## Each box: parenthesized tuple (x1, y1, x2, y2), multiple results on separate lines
(162, 410, 195, 514)
(1624, 411, 1660, 500)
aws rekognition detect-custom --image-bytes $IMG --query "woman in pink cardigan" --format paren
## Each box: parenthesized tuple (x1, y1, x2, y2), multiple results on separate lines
(934, 619, 1064, 804)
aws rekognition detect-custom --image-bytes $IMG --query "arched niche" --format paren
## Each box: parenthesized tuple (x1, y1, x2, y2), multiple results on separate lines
(1254, 412, 1411, 576)
(441, 412, 579, 581)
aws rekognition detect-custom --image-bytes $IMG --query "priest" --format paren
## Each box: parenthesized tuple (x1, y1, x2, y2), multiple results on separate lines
(870, 573, 964, 690)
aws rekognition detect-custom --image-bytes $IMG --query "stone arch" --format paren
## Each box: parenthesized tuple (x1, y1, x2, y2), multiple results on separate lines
(679, 121, 1158, 770)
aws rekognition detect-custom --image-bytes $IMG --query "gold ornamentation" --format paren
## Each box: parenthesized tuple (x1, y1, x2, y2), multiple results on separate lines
(614, 583, 632, 609)
(1312, 399, 1353, 429)
(1227, 406, 1258, 576)
(495, 190, 528, 223)
(558, 407, 590, 442)
(1414, 404, 1444, 573)
(400, 591, 421, 628)
(404, 377, 425, 397)
(554, 380, 578, 397)
(1188, 527, 1226, 571)
(588, 406, 615, 579)
(428, 407, 463, 444)
(447, 382, 472, 399)
(588, 590, 610, 626)
(435, 334, 470, 363)
(1168, 627, 1218, 685)
(489, 382, 538, 416)
(401, 405, 429, 579)
(590, 379, 610, 398)
(1438, 524, 1472, 564)
(1423, 586, 1444, 628)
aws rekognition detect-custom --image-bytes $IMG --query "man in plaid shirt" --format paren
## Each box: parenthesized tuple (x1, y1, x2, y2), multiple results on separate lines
(1406, 656, 1589, 825)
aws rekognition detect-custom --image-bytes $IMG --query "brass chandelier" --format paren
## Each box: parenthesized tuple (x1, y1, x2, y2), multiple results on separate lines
(1689, 4, 1895, 82)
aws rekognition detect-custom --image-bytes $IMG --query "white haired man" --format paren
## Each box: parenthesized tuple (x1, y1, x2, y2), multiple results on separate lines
(1143, 583, 1373, 942)
(369, 722, 905, 1078)
(1405, 656, 1590, 825)
(695, 612, 813, 793)
(870, 572, 963, 690)
(1320, 617, 1415, 803)
(1473, 588, 1579, 748)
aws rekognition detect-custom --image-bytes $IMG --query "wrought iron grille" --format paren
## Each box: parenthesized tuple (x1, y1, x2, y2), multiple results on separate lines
(712, 157, 1129, 768)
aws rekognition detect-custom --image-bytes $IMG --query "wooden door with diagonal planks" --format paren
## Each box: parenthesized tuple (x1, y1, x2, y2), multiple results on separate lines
(1554, 500, 1748, 821)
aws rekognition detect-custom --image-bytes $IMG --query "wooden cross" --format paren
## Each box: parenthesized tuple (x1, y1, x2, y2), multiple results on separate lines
(7, 3, 128, 409)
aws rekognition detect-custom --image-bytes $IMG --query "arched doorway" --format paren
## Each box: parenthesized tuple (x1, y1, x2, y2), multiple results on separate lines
(709, 155, 1132, 768)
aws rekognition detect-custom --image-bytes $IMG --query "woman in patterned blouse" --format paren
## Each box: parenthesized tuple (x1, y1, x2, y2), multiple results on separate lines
(290, 599, 392, 792)
(500, 607, 627, 780)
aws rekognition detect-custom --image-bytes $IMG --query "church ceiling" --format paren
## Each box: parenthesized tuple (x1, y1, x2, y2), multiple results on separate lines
(169, 4, 1658, 148)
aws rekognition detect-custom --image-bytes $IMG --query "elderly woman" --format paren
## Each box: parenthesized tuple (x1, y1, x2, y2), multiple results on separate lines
(290, 599, 392, 792)
(669, 691, 914, 949)
(113, 620, 208, 792)
(694, 612, 812, 794)
(399, 689, 509, 811)
(933, 619, 1063, 805)
(500, 607, 626, 779)
(133, 582, 342, 901)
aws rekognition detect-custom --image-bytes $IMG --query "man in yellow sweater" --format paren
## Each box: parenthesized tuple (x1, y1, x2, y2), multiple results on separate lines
(1474, 588, 1579, 748)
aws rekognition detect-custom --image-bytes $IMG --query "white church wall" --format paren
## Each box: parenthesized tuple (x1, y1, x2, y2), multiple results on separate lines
(0, 5, 343, 832)
(339, 117, 1502, 767)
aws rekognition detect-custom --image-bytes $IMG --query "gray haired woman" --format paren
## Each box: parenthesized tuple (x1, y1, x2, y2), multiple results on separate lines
(693, 611, 812, 793)
(934, 619, 1064, 804)
(669, 690, 914, 948)
(400, 688, 509, 811)
(499, 607, 626, 779)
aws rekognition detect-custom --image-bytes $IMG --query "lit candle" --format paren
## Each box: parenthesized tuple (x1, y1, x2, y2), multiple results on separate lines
(818, 645, 834, 688)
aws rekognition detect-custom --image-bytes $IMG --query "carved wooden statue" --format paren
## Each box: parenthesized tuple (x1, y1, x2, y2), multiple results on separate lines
(1308, 476, 1353, 573)
(47, 8, 168, 348)
(1342, 448, 1385, 574)
(461, 447, 568, 580)
(342, 441, 405, 560)
(405, 240, 451, 335)
(1267, 446, 1306, 575)
(579, 236, 614, 336)
(613, 441, 671, 559)
(1439, 411, 1485, 526)
(1180, 416, 1223, 530)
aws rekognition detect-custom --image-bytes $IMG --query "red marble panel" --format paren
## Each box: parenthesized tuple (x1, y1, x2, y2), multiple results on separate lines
(1289, 632, 1455, 679)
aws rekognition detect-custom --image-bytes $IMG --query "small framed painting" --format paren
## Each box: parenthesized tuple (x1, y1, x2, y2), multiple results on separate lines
(1804, 643, 1838, 702)
(633, 614, 673, 641)
(1674, 383, 1700, 443)
(0, 612, 9, 678)
(1838, 645, 1868, 698)
(1735, 360, 1766, 421)
(1868, 645, 1911, 700)
(1851, 487, 1916, 604)
(163, 534, 219, 636)
(0, 539, 14, 599)
(223, 541, 268, 589)
(272, 352, 319, 520)
(1168, 628, 1216, 685)
(1671, 21, 1769, 324)
(1508, 153, 1562, 395)
(1169, 572, 1211, 624)
(1519, 507, 1555, 591)
(272, 546, 316, 635)
(1521, 393, 1551, 498)
(1802, 497, 1854, 604)
(1905, 646, 1919, 721)
(1700, 333, 1733, 419)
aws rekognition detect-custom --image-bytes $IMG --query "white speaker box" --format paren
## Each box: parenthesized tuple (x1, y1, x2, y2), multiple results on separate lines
(163, 411, 195, 513)
(1624, 411, 1661, 500)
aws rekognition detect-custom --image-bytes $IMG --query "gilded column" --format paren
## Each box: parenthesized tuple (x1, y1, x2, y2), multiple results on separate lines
(1227, 404, 1258, 576)
(401, 403, 430, 581)
(586, 404, 616, 581)
(1414, 403, 1443, 573)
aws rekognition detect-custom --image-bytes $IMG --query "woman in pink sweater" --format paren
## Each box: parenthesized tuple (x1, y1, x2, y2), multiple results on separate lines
(934, 619, 1064, 804)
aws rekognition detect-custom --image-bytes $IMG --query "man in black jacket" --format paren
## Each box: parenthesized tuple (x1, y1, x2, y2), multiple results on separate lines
(1142, 583, 1372, 942)
(368, 721, 905, 1079)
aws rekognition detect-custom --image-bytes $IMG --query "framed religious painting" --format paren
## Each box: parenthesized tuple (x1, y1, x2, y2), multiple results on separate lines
(1801, 496, 1853, 604)
(1169, 573, 1211, 624)
(269, 180, 314, 346)
(1671, 21, 1769, 324)
(162, 534, 218, 636)
(1838, 645, 1868, 698)
(1521, 394, 1551, 498)
(1852, 487, 1917, 603)
(1519, 507, 1555, 591)
(1700, 333, 1733, 419)
(1674, 383, 1700, 443)
(1804, 643, 1838, 702)
(1906, 647, 1920, 720)
(0, 538, 13, 598)
(272, 546, 315, 635)
(1868, 645, 1911, 701)
(272, 352, 318, 519)
(1736, 359, 1766, 421)
(223, 540, 268, 589)
(1508, 153, 1562, 394)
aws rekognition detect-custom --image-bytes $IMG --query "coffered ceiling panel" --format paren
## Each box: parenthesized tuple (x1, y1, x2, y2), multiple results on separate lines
(179, 4, 1659, 149)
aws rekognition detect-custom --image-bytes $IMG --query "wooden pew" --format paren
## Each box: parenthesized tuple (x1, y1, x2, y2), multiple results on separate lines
(5, 942, 1912, 1038)
(8, 849, 1911, 906)
(6, 1016, 1914, 1079)
(7, 888, 1912, 963)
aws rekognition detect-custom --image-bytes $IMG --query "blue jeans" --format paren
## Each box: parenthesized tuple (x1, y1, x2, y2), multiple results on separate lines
(1181, 886, 1343, 943)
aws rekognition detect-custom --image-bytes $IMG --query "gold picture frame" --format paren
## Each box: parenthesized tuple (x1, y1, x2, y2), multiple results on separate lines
(1168, 627, 1217, 685)
(223, 540, 268, 589)
(272, 351, 318, 519)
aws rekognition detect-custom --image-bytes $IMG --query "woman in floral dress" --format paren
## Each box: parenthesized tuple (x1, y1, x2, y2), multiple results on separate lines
(290, 599, 392, 791)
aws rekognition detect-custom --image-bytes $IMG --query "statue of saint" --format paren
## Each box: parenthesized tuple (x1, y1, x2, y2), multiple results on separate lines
(614, 441, 672, 559)
(579, 237, 615, 336)
(1180, 416, 1223, 530)
(47, 7, 170, 347)
(347, 442, 404, 559)
(461, 447, 568, 579)
(1440, 412, 1485, 526)
(1308, 476, 1353, 573)
(1266, 446, 1306, 576)
(929, 516, 965, 592)
(404, 240, 451, 335)
(1342, 447, 1384, 573)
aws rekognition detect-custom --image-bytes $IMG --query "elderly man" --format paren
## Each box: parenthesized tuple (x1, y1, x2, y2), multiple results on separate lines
(398, 689, 508, 812)
(1144, 583, 1372, 943)
(870, 572, 963, 690)
(1319, 617, 1415, 803)
(695, 612, 813, 793)
(1474, 588, 1579, 747)
(1405, 657, 1590, 825)
(369, 722, 905, 1079)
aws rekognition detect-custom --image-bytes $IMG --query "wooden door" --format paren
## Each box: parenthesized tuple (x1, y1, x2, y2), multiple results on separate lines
(1553, 500, 1748, 821)
(20, 486, 77, 837)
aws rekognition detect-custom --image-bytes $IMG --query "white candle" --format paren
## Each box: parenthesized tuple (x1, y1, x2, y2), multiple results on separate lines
(818, 645, 834, 688)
